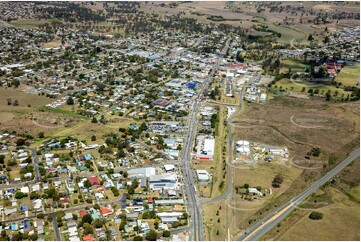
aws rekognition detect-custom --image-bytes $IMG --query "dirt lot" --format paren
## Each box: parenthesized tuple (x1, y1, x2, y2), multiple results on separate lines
(0, 88, 81, 136)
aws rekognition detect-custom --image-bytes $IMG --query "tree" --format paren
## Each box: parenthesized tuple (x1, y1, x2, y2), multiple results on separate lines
(134, 236, 143, 241)
(38, 132, 45, 138)
(308, 34, 314, 41)
(310, 147, 321, 157)
(91, 135, 96, 141)
(272, 174, 284, 188)
(82, 214, 93, 225)
(66, 97, 74, 105)
(84, 180, 91, 188)
(325, 92, 331, 101)
(145, 230, 158, 241)
(119, 219, 127, 231)
(13, 100, 19, 106)
(162, 230, 170, 237)
(309, 211, 323, 220)
(93, 204, 100, 210)
(7, 98, 12, 105)
(324, 36, 330, 43)
(16, 138, 26, 146)
(93, 220, 104, 228)
(91, 116, 98, 123)
(15, 192, 27, 199)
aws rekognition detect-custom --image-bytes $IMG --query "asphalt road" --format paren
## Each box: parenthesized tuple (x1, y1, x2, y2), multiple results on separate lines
(237, 148, 360, 241)
(51, 213, 62, 241)
(180, 38, 231, 241)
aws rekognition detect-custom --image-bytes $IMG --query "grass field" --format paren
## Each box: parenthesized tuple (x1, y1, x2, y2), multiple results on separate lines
(271, 78, 354, 99)
(263, 185, 360, 241)
(335, 65, 360, 86)
(203, 200, 228, 241)
(231, 95, 359, 239)
(42, 40, 62, 48)
(10, 19, 56, 28)
(267, 24, 308, 44)
(279, 59, 310, 73)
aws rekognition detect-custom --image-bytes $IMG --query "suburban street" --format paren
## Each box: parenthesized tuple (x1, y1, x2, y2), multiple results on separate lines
(237, 148, 360, 241)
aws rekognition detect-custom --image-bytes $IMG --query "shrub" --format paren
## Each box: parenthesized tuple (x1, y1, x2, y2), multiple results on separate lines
(309, 211, 323, 220)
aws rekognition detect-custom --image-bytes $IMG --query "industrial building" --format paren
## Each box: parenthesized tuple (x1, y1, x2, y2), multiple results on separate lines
(196, 136, 215, 160)
(196, 170, 211, 182)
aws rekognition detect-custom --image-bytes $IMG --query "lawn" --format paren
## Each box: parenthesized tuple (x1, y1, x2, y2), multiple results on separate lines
(335, 65, 360, 86)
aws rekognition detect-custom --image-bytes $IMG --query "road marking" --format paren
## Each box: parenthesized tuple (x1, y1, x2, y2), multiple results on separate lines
(242, 202, 294, 241)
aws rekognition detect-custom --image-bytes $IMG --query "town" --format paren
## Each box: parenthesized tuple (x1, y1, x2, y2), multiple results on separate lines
(0, 1, 360, 242)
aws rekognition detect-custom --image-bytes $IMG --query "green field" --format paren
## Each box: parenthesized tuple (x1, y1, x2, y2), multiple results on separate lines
(267, 24, 307, 44)
(39, 106, 87, 119)
(335, 65, 360, 86)
(280, 59, 310, 73)
(10, 19, 56, 28)
(272, 78, 353, 99)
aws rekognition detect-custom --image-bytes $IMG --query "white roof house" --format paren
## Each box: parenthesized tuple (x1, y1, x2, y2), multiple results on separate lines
(164, 164, 175, 172)
(20, 186, 29, 194)
(248, 188, 263, 197)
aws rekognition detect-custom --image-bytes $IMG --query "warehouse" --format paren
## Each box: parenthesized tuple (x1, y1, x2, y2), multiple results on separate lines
(196, 170, 211, 182)
(196, 136, 215, 160)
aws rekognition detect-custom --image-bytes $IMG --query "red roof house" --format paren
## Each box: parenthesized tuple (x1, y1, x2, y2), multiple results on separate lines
(100, 207, 113, 217)
(59, 198, 70, 204)
(88, 176, 100, 186)
(79, 210, 88, 218)
(83, 234, 95, 241)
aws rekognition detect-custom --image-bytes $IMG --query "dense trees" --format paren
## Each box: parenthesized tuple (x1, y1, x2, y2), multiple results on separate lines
(145, 230, 158, 241)
(272, 174, 284, 188)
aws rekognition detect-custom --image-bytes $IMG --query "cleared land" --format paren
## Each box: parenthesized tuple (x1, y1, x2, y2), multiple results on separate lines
(230, 96, 359, 238)
(233, 97, 359, 161)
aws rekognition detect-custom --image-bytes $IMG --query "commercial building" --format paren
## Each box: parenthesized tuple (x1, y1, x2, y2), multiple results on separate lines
(149, 173, 177, 191)
(196, 136, 215, 160)
(196, 170, 211, 182)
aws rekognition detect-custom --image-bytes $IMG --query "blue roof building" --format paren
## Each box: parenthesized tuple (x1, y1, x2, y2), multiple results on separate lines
(84, 154, 93, 161)
(20, 204, 28, 213)
(187, 82, 196, 88)
(10, 224, 18, 231)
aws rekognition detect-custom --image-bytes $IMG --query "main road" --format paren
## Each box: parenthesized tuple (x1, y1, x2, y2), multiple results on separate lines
(237, 148, 360, 241)
(180, 38, 231, 241)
